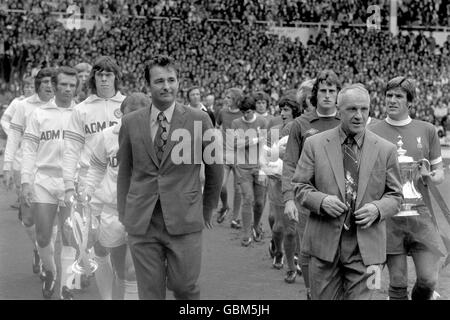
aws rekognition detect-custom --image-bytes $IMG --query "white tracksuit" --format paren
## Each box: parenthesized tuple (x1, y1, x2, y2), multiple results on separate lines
(1, 96, 25, 170)
(21, 100, 74, 202)
(62, 92, 125, 191)
(3, 94, 49, 172)
(85, 122, 125, 247)
(85, 122, 120, 210)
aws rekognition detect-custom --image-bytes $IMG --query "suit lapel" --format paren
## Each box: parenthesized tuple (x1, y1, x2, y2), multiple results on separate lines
(160, 103, 187, 165)
(139, 106, 160, 168)
(356, 131, 379, 209)
(324, 128, 345, 201)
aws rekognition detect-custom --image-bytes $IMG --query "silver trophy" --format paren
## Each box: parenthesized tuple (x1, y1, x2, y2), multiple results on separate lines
(395, 136, 430, 217)
(64, 193, 99, 276)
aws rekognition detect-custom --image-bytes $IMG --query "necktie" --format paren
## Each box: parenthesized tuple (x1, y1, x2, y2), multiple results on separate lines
(154, 111, 168, 163)
(343, 136, 358, 230)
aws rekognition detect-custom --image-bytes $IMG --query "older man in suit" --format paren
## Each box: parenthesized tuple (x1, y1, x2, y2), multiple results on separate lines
(117, 55, 223, 300)
(292, 84, 403, 300)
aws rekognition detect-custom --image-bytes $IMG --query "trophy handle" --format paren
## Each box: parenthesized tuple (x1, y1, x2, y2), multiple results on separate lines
(418, 158, 431, 171)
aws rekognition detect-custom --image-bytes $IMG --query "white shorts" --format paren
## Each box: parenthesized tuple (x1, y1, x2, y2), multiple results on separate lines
(98, 206, 127, 248)
(32, 173, 65, 206)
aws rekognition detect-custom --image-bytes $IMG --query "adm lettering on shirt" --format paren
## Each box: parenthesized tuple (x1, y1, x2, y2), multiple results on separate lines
(108, 155, 118, 167)
(40, 130, 61, 141)
(84, 120, 118, 134)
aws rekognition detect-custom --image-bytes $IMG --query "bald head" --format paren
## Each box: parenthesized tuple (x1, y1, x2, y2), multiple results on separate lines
(204, 94, 214, 108)
(337, 84, 370, 135)
(337, 83, 370, 109)
(120, 93, 152, 115)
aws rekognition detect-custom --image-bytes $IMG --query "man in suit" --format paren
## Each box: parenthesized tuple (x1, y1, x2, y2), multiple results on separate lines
(292, 84, 403, 299)
(117, 55, 223, 300)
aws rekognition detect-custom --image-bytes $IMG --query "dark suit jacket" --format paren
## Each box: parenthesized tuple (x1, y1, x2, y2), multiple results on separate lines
(117, 103, 223, 236)
(292, 126, 402, 265)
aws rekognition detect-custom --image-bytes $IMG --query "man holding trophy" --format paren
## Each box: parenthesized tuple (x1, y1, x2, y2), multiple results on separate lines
(371, 76, 447, 300)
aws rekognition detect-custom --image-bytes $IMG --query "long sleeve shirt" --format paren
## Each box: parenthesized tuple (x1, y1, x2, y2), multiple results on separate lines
(3, 94, 48, 172)
(1, 96, 24, 136)
(62, 92, 126, 191)
(84, 122, 120, 210)
(21, 99, 75, 184)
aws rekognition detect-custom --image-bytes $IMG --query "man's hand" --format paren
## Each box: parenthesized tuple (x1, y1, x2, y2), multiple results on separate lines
(419, 162, 444, 185)
(77, 189, 92, 205)
(321, 195, 347, 218)
(2, 170, 14, 191)
(284, 200, 298, 222)
(204, 207, 213, 229)
(21, 183, 33, 207)
(354, 203, 379, 229)
(64, 189, 76, 208)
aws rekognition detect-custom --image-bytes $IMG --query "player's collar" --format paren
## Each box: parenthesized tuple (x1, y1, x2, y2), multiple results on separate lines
(316, 109, 337, 118)
(385, 116, 412, 127)
(84, 91, 125, 104)
(40, 98, 76, 110)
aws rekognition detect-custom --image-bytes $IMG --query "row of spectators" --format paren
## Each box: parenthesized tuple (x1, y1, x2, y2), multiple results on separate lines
(0, 10, 449, 125)
(1, 0, 449, 26)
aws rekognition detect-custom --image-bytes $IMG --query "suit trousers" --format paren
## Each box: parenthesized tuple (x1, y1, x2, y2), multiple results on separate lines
(309, 226, 375, 300)
(128, 200, 202, 300)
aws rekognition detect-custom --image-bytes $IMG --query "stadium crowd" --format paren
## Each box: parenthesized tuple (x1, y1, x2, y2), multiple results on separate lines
(1, 0, 449, 26)
(0, 0, 449, 125)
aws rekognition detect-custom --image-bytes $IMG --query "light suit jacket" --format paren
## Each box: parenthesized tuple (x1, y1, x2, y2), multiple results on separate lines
(292, 126, 402, 265)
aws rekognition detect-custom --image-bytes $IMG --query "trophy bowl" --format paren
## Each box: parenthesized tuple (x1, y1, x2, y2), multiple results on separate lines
(395, 136, 429, 217)
(67, 194, 100, 275)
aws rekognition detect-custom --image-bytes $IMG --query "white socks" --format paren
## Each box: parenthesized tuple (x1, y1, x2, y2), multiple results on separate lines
(37, 242, 56, 276)
(115, 278, 138, 300)
(94, 254, 114, 300)
(60, 246, 76, 292)
(124, 280, 138, 300)
(37, 224, 59, 277)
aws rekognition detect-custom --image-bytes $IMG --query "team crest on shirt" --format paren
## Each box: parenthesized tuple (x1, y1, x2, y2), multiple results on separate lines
(305, 128, 319, 138)
(114, 109, 123, 119)
(416, 137, 422, 150)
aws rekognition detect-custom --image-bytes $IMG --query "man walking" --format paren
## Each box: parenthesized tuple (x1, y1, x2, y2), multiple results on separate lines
(292, 84, 402, 299)
(117, 55, 222, 300)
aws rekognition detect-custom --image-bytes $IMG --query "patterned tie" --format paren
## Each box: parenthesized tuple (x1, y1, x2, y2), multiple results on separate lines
(154, 111, 168, 163)
(343, 135, 358, 230)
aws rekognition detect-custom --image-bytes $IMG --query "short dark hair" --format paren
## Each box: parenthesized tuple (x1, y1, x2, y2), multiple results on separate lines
(88, 56, 122, 94)
(385, 76, 416, 102)
(120, 92, 151, 114)
(238, 95, 256, 113)
(279, 93, 302, 118)
(51, 66, 79, 88)
(144, 55, 179, 85)
(35, 68, 56, 92)
(310, 69, 341, 107)
(187, 86, 201, 102)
